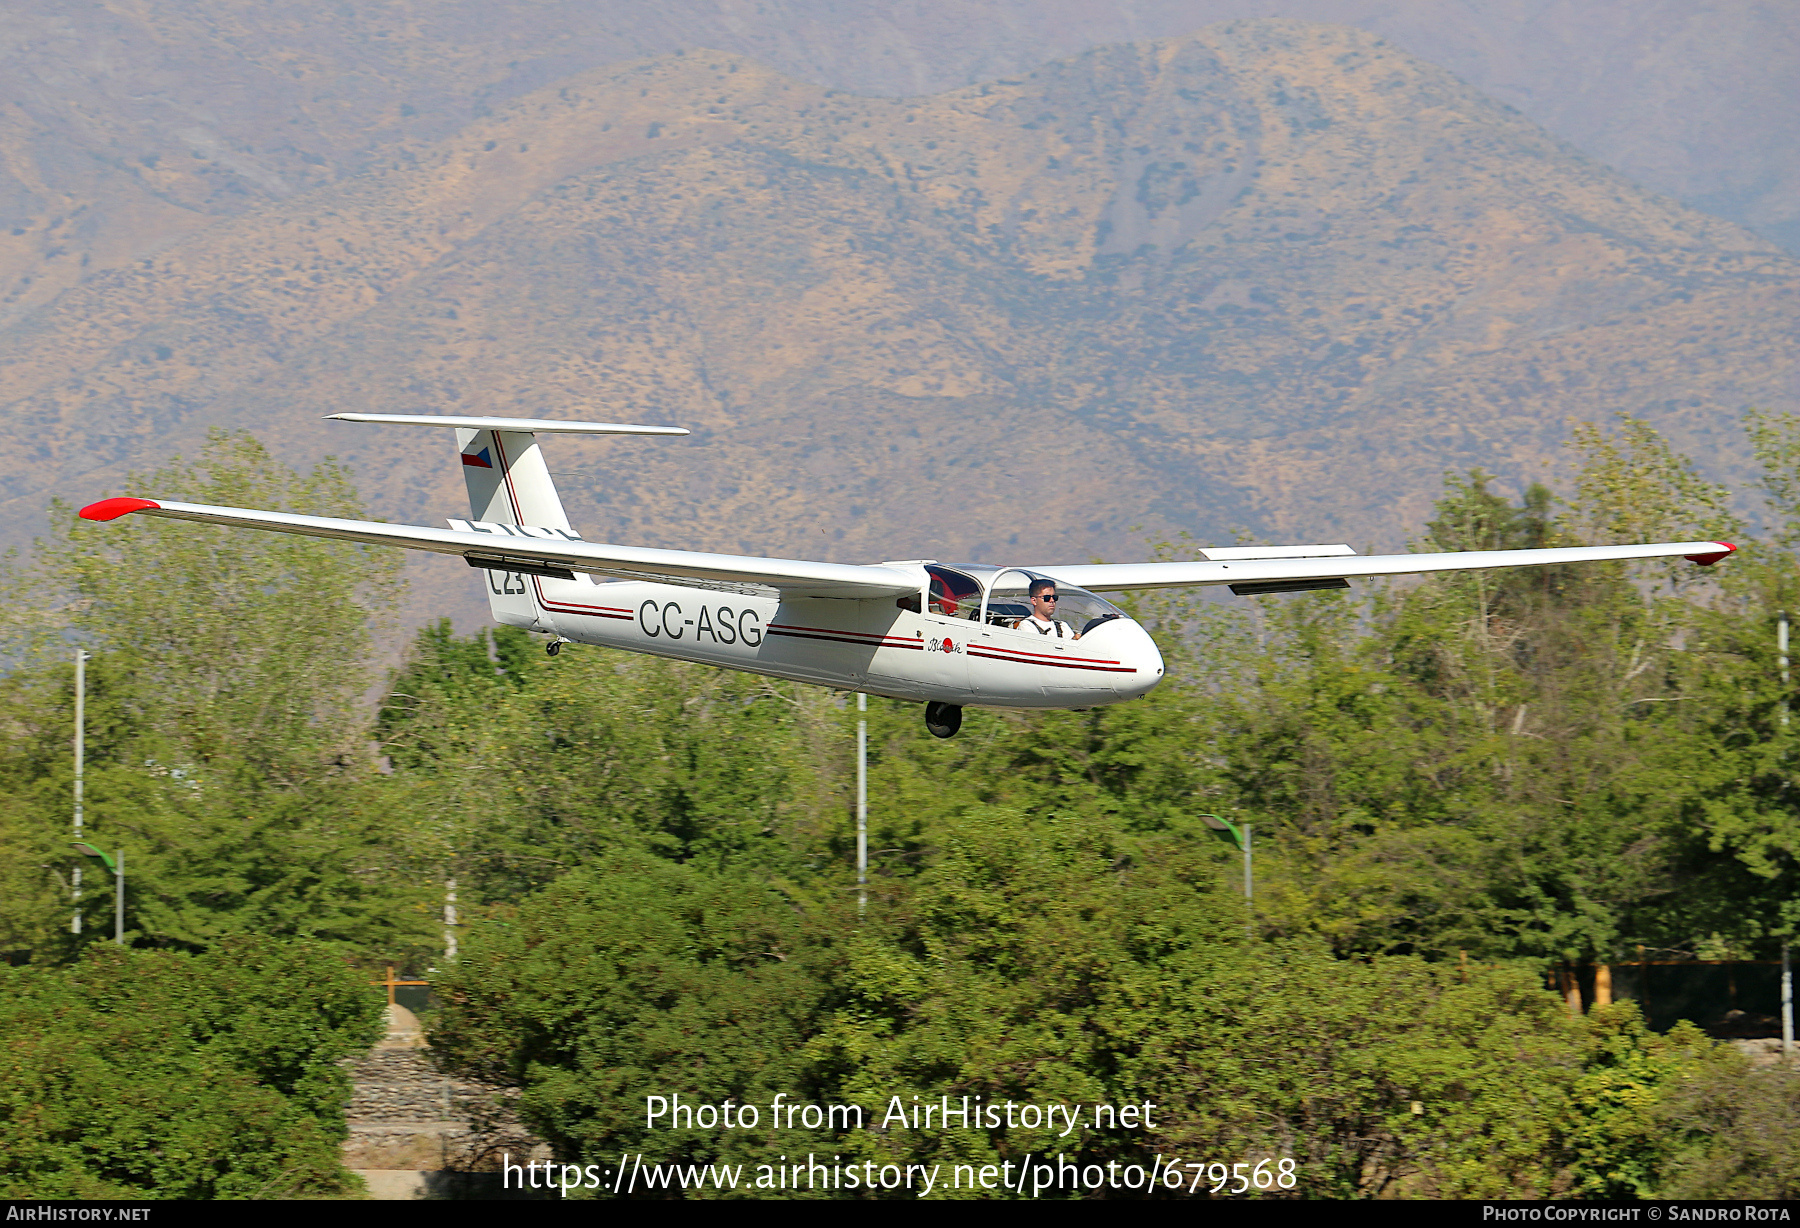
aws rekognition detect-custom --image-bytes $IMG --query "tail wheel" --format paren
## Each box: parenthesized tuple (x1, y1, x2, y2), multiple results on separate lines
(924, 702, 962, 739)
(546, 639, 564, 657)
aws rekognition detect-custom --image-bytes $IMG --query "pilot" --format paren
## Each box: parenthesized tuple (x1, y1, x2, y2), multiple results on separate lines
(1013, 578, 1079, 639)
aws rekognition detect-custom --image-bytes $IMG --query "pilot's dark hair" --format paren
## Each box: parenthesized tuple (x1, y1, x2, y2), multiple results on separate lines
(1029, 577, 1057, 597)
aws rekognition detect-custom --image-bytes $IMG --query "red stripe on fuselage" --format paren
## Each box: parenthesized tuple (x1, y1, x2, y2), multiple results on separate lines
(967, 648, 1137, 674)
(971, 643, 1128, 666)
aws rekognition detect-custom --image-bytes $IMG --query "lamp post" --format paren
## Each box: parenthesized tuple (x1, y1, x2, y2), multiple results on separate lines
(73, 649, 87, 935)
(1783, 943, 1793, 1060)
(71, 842, 123, 946)
(856, 693, 868, 916)
(1779, 613, 1793, 1058)
(1200, 815, 1252, 936)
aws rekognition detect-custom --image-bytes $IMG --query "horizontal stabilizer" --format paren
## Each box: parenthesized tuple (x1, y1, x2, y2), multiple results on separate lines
(324, 413, 688, 436)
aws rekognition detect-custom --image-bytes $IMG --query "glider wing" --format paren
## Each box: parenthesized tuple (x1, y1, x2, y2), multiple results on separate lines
(76, 498, 920, 599)
(1034, 541, 1736, 595)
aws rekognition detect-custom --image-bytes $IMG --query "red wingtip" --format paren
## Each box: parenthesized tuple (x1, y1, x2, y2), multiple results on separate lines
(1685, 542, 1736, 566)
(79, 497, 161, 522)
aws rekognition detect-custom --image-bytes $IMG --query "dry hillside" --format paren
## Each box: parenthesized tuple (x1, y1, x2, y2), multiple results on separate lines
(2, 20, 1794, 627)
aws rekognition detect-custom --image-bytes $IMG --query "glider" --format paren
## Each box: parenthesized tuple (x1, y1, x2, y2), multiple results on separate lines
(79, 415, 1734, 738)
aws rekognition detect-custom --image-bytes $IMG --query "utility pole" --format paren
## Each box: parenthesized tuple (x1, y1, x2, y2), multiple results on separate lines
(1244, 823, 1254, 913)
(1780, 614, 1793, 1058)
(1784, 943, 1793, 1060)
(1781, 611, 1790, 728)
(72, 649, 86, 936)
(857, 693, 868, 916)
(1243, 823, 1254, 939)
(444, 877, 458, 962)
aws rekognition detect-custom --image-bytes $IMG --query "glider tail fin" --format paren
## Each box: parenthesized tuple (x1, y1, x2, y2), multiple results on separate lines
(457, 427, 569, 628)
(324, 413, 688, 628)
(455, 427, 571, 532)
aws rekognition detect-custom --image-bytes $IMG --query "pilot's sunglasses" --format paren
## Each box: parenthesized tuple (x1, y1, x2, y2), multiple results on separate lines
(1036, 594, 1059, 601)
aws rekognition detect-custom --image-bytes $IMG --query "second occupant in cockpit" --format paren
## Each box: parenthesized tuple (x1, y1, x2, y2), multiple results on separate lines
(1013, 577, 1079, 639)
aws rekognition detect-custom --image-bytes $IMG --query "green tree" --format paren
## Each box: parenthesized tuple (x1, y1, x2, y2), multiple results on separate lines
(41, 430, 402, 781)
(1567, 415, 1740, 555)
(1137, 433, 1749, 966)
(0, 431, 422, 961)
(1561, 1003, 1733, 1198)
(1623, 412, 1800, 955)
(1655, 1056, 1800, 1198)
(433, 802, 1598, 1199)
(0, 935, 382, 1198)
(372, 628, 854, 908)
(428, 852, 848, 1189)
(1743, 408, 1800, 550)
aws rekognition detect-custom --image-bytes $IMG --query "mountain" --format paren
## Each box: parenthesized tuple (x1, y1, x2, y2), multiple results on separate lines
(1, 1, 1791, 335)
(3, 20, 1794, 629)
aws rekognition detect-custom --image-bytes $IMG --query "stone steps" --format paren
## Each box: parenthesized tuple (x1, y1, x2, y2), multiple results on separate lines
(345, 1049, 467, 1122)
(342, 1003, 551, 1199)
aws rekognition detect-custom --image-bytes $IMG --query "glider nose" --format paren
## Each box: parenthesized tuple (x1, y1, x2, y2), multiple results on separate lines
(1112, 619, 1164, 699)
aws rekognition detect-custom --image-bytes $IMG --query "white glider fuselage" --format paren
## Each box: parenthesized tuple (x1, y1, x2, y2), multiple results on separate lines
(429, 416, 1161, 710)
(512, 569, 1164, 709)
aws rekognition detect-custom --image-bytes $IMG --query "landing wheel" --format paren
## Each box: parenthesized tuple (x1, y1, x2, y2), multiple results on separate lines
(546, 639, 565, 657)
(924, 702, 963, 739)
